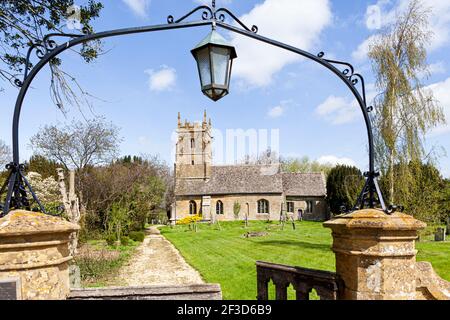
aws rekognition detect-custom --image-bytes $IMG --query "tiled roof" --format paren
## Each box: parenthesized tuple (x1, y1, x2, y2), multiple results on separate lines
(282, 172, 326, 197)
(175, 164, 326, 197)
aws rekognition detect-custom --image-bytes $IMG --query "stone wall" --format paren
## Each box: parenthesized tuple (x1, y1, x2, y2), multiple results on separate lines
(68, 284, 222, 300)
(175, 195, 328, 222)
(0, 210, 79, 300)
(176, 194, 283, 222)
(286, 197, 329, 221)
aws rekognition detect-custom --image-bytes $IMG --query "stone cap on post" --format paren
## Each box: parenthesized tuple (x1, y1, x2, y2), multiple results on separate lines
(324, 209, 426, 235)
(0, 210, 80, 300)
(0, 210, 79, 237)
(323, 209, 428, 300)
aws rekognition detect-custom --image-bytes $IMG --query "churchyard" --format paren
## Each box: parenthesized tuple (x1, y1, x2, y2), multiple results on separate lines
(160, 221, 450, 300)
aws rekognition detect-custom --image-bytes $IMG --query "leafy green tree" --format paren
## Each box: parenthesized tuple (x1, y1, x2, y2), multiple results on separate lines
(281, 156, 334, 176)
(326, 165, 365, 214)
(368, 0, 446, 204)
(380, 161, 444, 224)
(440, 179, 450, 224)
(25, 155, 62, 179)
(0, 0, 103, 111)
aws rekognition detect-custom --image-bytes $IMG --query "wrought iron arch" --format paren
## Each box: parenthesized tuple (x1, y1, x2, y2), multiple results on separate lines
(0, 0, 390, 216)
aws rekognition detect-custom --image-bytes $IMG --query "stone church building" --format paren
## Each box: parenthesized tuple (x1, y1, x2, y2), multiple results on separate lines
(171, 112, 329, 223)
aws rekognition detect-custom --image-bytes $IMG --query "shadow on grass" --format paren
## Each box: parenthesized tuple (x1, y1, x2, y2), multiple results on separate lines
(255, 240, 331, 251)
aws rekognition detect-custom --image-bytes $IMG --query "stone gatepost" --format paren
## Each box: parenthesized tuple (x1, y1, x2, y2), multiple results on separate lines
(324, 209, 426, 300)
(0, 210, 79, 300)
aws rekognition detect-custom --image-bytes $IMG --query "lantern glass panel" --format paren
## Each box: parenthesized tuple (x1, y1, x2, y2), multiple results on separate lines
(211, 46, 230, 86)
(196, 47, 212, 87)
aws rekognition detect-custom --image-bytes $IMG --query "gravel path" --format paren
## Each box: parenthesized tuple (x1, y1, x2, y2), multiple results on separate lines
(115, 226, 204, 286)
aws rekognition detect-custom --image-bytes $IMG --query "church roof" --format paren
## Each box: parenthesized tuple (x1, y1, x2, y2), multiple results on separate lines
(175, 165, 326, 197)
(282, 172, 326, 197)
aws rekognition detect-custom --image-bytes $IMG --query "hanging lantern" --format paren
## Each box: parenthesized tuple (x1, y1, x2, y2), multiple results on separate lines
(191, 30, 237, 102)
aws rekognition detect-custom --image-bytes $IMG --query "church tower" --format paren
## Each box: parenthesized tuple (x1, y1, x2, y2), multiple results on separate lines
(175, 110, 212, 180)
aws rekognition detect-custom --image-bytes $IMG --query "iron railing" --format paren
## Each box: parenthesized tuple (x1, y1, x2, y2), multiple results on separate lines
(256, 261, 343, 300)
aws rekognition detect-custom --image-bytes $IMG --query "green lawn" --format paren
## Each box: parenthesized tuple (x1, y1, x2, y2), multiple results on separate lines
(160, 221, 450, 300)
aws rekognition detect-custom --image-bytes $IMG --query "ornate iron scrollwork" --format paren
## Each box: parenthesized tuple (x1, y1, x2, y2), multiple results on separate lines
(317, 51, 372, 110)
(168, 1, 258, 34)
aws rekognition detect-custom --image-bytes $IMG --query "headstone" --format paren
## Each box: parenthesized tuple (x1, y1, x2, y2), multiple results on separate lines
(435, 227, 446, 242)
(0, 279, 20, 300)
(69, 265, 81, 289)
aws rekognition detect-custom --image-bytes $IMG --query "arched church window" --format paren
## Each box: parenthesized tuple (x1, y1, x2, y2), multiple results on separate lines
(306, 201, 314, 213)
(216, 200, 224, 215)
(191, 138, 195, 149)
(189, 200, 197, 215)
(257, 199, 269, 214)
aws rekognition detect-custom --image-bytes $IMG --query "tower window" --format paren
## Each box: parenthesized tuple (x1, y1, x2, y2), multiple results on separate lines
(192, 160, 195, 165)
(191, 138, 195, 149)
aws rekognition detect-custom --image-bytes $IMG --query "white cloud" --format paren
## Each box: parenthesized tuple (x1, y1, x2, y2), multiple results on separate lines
(428, 77, 450, 135)
(316, 95, 359, 125)
(355, 0, 450, 61)
(268, 106, 284, 118)
(267, 100, 293, 118)
(418, 61, 446, 79)
(122, 0, 150, 18)
(145, 65, 177, 92)
(352, 34, 381, 62)
(317, 155, 357, 167)
(230, 0, 332, 88)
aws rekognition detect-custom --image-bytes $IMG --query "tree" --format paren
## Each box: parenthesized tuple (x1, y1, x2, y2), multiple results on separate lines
(30, 118, 121, 171)
(242, 148, 279, 165)
(281, 156, 335, 176)
(440, 179, 450, 224)
(326, 165, 365, 214)
(368, 0, 446, 204)
(0, 1, 103, 112)
(0, 139, 11, 168)
(380, 161, 444, 224)
(25, 155, 61, 179)
(80, 155, 170, 234)
(25, 171, 62, 214)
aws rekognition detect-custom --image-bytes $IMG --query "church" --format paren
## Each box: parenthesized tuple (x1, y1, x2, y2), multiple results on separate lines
(171, 111, 329, 223)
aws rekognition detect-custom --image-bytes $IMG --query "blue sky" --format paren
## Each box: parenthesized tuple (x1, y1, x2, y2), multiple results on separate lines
(1, 0, 449, 177)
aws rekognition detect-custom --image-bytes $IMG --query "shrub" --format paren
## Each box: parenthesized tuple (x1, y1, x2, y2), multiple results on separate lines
(176, 214, 202, 225)
(129, 231, 145, 242)
(120, 236, 130, 246)
(326, 165, 365, 214)
(105, 234, 117, 246)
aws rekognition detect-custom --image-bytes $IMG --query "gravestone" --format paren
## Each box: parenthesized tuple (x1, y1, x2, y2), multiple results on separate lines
(69, 265, 81, 289)
(435, 227, 446, 242)
(0, 279, 20, 300)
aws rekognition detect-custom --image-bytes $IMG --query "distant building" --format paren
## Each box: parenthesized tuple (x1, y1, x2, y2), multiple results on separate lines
(171, 111, 329, 223)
